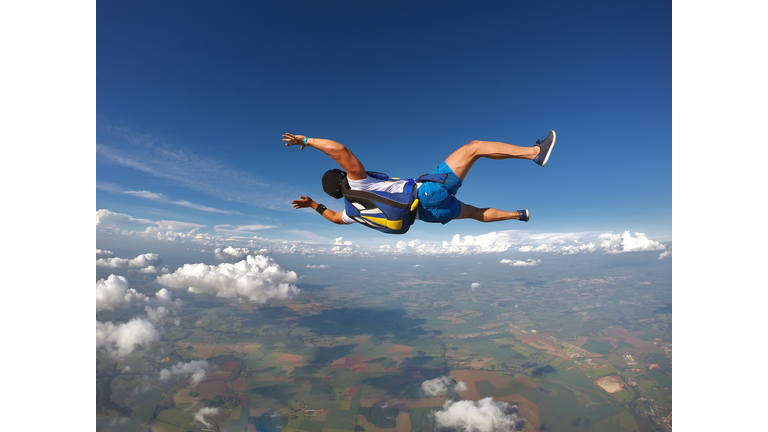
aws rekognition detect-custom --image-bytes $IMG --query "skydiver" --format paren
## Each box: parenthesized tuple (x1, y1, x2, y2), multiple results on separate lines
(285, 131, 556, 234)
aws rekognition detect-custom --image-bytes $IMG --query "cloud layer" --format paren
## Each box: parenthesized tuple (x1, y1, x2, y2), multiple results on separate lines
(96, 209, 667, 259)
(156, 255, 299, 303)
(377, 230, 667, 257)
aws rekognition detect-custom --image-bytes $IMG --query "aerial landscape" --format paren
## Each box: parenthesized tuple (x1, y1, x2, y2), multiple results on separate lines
(96, 246, 671, 432)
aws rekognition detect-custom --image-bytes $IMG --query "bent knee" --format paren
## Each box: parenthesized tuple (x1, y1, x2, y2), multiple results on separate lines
(457, 202, 484, 220)
(466, 140, 483, 153)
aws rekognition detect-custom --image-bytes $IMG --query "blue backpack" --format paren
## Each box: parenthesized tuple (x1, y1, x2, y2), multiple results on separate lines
(341, 171, 448, 234)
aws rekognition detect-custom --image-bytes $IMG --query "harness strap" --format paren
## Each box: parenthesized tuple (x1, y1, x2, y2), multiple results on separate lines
(417, 173, 449, 184)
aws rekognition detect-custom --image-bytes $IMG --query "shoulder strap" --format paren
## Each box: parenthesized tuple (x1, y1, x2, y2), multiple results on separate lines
(366, 171, 390, 181)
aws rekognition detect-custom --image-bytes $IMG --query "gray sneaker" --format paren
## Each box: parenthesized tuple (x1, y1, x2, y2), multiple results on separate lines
(533, 130, 556, 167)
(518, 209, 529, 222)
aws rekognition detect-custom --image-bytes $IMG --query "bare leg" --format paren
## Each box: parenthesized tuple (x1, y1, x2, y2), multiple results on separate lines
(444, 140, 540, 181)
(456, 202, 522, 222)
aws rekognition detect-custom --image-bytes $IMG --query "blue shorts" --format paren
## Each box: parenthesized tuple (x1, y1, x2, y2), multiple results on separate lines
(417, 161, 463, 224)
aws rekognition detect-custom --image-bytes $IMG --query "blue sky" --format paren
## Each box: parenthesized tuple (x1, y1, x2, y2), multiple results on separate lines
(96, 0, 672, 250)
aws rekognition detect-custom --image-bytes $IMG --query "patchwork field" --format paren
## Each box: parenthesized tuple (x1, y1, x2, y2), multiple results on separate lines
(97, 253, 670, 432)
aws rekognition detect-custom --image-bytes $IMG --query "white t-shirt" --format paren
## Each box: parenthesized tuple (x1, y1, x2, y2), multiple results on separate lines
(340, 175, 422, 224)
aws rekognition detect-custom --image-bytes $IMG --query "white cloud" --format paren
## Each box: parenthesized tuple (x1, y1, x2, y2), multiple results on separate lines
(96, 209, 204, 232)
(600, 230, 667, 254)
(96, 275, 150, 311)
(381, 231, 599, 256)
(386, 233, 514, 255)
(159, 360, 209, 387)
(659, 250, 671, 260)
(96, 250, 162, 268)
(96, 276, 182, 312)
(143, 289, 184, 323)
(471, 283, 480, 291)
(153, 288, 182, 309)
(560, 243, 596, 255)
(413, 264, 423, 267)
(124, 189, 241, 215)
(214, 224, 277, 237)
(156, 255, 299, 303)
(194, 407, 219, 427)
(334, 237, 354, 246)
(96, 181, 125, 194)
(500, 259, 541, 267)
(433, 398, 524, 432)
(306, 264, 329, 269)
(139, 266, 158, 274)
(330, 245, 355, 255)
(422, 376, 467, 397)
(214, 246, 250, 260)
(144, 306, 169, 322)
(96, 317, 160, 358)
(521, 243, 557, 253)
(96, 209, 205, 242)
(96, 249, 115, 259)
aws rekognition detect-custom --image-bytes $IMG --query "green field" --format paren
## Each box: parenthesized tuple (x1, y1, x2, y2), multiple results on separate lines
(547, 356, 567, 368)
(611, 389, 634, 403)
(299, 420, 325, 432)
(324, 405, 359, 431)
(639, 379, 658, 391)
(646, 371, 671, 388)
(408, 407, 439, 432)
(582, 365, 619, 380)
(593, 409, 640, 432)
(359, 404, 398, 428)
(156, 408, 195, 429)
(534, 383, 620, 431)
(581, 339, 613, 356)
(150, 422, 187, 432)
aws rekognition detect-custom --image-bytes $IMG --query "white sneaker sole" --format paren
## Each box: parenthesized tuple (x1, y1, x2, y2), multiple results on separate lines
(538, 130, 556, 167)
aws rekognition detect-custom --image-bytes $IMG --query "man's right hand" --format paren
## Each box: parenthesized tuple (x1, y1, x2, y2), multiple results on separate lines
(291, 196, 314, 209)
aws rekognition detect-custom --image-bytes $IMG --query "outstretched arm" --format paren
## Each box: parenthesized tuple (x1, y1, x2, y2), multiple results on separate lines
(283, 133, 367, 180)
(291, 196, 348, 224)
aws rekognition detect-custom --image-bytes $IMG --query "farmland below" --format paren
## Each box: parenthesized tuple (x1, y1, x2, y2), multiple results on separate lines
(97, 252, 672, 432)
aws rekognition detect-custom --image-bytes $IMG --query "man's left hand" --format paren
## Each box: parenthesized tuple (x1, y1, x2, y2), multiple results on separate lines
(283, 133, 307, 150)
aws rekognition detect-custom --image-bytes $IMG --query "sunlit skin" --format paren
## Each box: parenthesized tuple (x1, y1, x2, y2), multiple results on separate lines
(284, 133, 541, 224)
